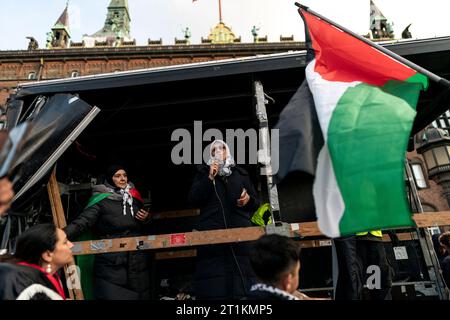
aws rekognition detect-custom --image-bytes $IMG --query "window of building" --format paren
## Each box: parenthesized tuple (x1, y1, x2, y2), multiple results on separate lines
(434, 146, 450, 166)
(27, 72, 37, 80)
(423, 150, 437, 170)
(71, 70, 79, 78)
(411, 163, 427, 189)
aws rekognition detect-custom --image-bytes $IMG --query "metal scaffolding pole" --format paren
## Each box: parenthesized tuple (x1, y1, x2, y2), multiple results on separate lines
(253, 80, 283, 228)
(405, 159, 448, 300)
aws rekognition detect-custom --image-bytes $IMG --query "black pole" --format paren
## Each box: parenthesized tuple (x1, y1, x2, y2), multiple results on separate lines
(294, 2, 450, 88)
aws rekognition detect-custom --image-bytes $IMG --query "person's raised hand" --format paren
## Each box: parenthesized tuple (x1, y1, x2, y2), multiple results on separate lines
(136, 208, 150, 222)
(209, 161, 219, 181)
(237, 188, 250, 207)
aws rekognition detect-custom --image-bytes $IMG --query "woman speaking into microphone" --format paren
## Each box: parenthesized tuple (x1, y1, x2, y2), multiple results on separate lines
(188, 140, 260, 300)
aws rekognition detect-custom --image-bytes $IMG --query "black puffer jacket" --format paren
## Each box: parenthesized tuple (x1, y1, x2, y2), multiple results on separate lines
(0, 263, 63, 300)
(188, 165, 260, 300)
(65, 183, 150, 300)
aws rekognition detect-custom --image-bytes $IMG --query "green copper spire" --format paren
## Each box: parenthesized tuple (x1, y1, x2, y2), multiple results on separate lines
(92, 0, 131, 38)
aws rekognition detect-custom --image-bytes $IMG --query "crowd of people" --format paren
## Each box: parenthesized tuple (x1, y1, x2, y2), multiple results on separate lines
(0, 139, 449, 300)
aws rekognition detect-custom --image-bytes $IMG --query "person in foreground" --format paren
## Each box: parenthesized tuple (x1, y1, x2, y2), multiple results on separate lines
(247, 234, 329, 300)
(0, 223, 73, 300)
(246, 234, 302, 300)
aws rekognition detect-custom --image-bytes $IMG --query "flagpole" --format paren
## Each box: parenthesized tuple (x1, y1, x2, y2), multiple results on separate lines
(294, 2, 450, 88)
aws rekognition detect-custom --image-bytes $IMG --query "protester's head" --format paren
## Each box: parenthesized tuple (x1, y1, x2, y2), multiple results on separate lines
(250, 234, 301, 294)
(439, 231, 450, 252)
(15, 224, 73, 274)
(208, 140, 235, 177)
(210, 140, 229, 162)
(106, 165, 128, 189)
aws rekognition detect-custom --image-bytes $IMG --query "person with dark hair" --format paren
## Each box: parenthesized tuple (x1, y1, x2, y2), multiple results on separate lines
(439, 231, 450, 288)
(64, 165, 151, 300)
(188, 140, 259, 300)
(432, 233, 448, 264)
(247, 234, 301, 300)
(0, 223, 73, 300)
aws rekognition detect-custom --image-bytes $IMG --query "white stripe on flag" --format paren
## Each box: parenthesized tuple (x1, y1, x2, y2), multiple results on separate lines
(313, 145, 345, 238)
(306, 60, 360, 238)
(305, 60, 360, 138)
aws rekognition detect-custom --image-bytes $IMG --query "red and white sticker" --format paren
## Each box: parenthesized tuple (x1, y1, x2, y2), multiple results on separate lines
(170, 234, 187, 246)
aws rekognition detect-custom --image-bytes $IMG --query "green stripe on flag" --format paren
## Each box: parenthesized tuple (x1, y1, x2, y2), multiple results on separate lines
(85, 193, 111, 209)
(327, 80, 422, 235)
(405, 73, 429, 90)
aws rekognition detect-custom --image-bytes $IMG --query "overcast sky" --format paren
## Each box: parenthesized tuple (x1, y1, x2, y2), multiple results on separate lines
(1, 0, 450, 50)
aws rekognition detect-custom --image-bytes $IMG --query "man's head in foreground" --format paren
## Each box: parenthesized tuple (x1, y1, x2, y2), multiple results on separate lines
(250, 234, 301, 294)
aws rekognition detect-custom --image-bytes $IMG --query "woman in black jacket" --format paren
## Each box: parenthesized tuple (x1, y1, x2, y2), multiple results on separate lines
(0, 223, 73, 300)
(188, 140, 259, 299)
(64, 165, 151, 300)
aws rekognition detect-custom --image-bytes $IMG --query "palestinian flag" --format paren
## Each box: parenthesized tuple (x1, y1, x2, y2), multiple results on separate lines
(85, 187, 144, 209)
(275, 8, 428, 238)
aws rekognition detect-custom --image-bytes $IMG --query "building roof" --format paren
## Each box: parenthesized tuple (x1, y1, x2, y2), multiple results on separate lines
(0, 42, 305, 60)
(208, 22, 237, 44)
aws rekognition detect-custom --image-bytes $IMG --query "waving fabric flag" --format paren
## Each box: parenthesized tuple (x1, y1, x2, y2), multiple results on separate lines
(275, 6, 428, 238)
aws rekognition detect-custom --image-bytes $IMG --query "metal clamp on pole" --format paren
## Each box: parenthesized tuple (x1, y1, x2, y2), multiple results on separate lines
(265, 222, 292, 238)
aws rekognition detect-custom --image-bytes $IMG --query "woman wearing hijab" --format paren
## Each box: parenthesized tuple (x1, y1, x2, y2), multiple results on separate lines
(64, 165, 151, 300)
(188, 140, 260, 299)
(0, 223, 73, 300)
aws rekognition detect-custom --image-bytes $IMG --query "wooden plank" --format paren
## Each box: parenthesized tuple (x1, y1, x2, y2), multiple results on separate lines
(47, 168, 84, 300)
(155, 249, 197, 260)
(72, 226, 267, 256)
(153, 240, 335, 261)
(414, 211, 450, 228)
(71, 211, 450, 256)
(152, 209, 200, 220)
(290, 221, 322, 237)
(153, 232, 416, 260)
(382, 232, 415, 242)
(48, 172, 65, 228)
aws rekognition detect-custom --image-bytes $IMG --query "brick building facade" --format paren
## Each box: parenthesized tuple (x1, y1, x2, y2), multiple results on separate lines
(0, 0, 304, 108)
(0, 41, 306, 107)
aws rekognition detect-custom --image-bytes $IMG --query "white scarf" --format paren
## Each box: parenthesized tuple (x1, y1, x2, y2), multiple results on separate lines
(120, 184, 134, 217)
(250, 283, 299, 300)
